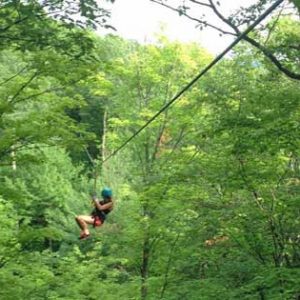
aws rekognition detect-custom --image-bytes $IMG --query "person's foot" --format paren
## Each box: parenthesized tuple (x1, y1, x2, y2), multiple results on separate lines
(79, 232, 90, 240)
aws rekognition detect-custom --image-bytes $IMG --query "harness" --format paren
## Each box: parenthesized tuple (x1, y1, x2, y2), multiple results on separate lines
(91, 198, 112, 227)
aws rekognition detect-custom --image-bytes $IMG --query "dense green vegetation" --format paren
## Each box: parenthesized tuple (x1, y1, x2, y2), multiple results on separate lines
(0, 0, 299, 299)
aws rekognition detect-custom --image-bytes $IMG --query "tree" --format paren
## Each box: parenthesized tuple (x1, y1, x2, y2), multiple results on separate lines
(0, 9, 299, 298)
(104, 31, 300, 298)
(149, 0, 300, 80)
(0, 46, 101, 167)
(105, 37, 215, 299)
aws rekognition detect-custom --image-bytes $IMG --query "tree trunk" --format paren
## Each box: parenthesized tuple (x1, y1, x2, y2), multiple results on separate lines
(11, 146, 16, 171)
(141, 235, 150, 300)
(101, 108, 107, 163)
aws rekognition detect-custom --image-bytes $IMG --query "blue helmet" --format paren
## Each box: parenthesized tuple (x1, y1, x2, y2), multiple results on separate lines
(101, 187, 112, 198)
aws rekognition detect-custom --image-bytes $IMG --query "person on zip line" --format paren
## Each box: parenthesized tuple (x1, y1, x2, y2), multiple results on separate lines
(75, 187, 114, 240)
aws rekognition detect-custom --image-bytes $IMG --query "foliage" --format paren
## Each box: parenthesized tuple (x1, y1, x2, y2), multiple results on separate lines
(0, 4, 299, 299)
(149, 0, 300, 80)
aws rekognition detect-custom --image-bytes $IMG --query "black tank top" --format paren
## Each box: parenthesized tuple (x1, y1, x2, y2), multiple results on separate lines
(92, 198, 112, 219)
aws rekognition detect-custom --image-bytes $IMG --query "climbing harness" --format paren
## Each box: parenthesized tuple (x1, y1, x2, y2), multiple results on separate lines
(91, 194, 113, 227)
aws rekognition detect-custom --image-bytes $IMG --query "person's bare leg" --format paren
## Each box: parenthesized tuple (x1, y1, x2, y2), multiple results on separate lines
(75, 216, 84, 230)
(75, 215, 94, 236)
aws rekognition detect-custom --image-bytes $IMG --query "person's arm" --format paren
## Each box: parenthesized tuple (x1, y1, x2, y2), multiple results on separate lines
(93, 198, 113, 211)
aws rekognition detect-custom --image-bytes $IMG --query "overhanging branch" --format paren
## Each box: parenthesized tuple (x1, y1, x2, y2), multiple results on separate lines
(149, 0, 300, 80)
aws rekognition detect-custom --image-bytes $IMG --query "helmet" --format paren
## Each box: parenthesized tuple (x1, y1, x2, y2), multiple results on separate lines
(101, 187, 112, 198)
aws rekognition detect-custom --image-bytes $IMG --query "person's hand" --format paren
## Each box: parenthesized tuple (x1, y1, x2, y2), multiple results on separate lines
(91, 195, 98, 202)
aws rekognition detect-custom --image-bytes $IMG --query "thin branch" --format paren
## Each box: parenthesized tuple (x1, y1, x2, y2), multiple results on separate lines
(159, 233, 180, 299)
(230, 234, 267, 265)
(151, 114, 168, 162)
(0, 65, 28, 86)
(237, 157, 265, 212)
(8, 72, 39, 104)
(151, 77, 173, 162)
(149, 0, 235, 36)
(11, 88, 57, 105)
(0, 4, 76, 35)
(9, 75, 87, 106)
(84, 145, 97, 167)
(0, 16, 29, 33)
(208, 0, 240, 33)
(159, 126, 188, 164)
(189, 0, 211, 8)
(263, 4, 285, 45)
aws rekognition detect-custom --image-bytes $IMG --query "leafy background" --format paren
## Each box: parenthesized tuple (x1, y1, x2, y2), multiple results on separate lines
(0, 0, 299, 299)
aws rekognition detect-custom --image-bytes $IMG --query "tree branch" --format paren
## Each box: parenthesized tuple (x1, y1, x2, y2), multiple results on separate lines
(8, 74, 87, 106)
(208, 0, 300, 80)
(208, 0, 240, 33)
(0, 16, 29, 33)
(243, 35, 300, 80)
(150, 0, 300, 80)
(0, 65, 28, 86)
(263, 4, 285, 45)
(8, 72, 39, 104)
(159, 233, 180, 299)
(11, 87, 58, 105)
(189, 0, 211, 8)
(149, 0, 235, 35)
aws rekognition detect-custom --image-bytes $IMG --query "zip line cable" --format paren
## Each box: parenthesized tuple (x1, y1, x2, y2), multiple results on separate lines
(102, 0, 283, 163)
